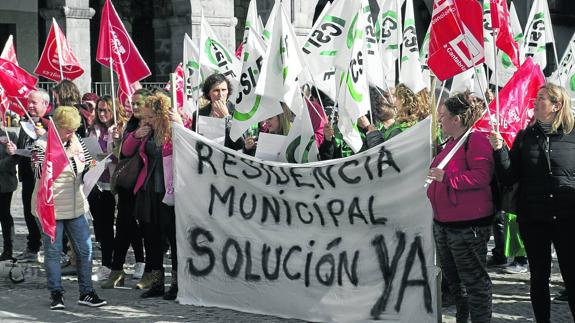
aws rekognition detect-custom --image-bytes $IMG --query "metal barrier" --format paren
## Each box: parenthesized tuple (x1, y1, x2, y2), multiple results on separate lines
(38, 81, 166, 96)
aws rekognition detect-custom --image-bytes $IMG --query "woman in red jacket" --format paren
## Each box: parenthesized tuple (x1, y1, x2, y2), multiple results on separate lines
(427, 92, 494, 323)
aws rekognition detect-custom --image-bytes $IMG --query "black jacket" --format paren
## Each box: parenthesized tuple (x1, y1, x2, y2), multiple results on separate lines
(192, 101, 245, 151)
(494, 122, 575, 223)
(0, 131, 19, 192)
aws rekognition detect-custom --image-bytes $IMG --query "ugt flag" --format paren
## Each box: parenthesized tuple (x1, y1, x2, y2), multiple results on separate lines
(1, 35, 18, 66)
(427, 0, 484, 81)
(35, 120, 70, 242)
(473, 57, 545, 148)
(35, 18, 84, 82)
(0, 57, 37, 100)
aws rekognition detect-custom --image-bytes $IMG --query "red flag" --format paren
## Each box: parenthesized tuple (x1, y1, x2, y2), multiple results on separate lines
(165, 63, 184, 109)
(35, 19, 84, 82)
(490, 0, 520, 68)
(96, 0, 151, 85)
(1, 35, 18, 66)
(473, 58, 545, 147)
(427, 0, 484, 81)
(35, 120, 70, 242)
(0, 58, 38, 115)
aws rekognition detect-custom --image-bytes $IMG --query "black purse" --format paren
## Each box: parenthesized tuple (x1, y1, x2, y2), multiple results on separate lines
(111, 153, 142, 191)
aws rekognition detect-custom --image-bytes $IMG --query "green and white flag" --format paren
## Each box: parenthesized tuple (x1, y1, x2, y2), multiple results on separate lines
(241, 0, 264, 48)
(523, 0, 555, 70)
(419, 24, 431, 90)
(379, 0, 403, 86)
(255, 2, 305, 114)
(229, 27, 283, 141)
(183, 33, 213, 113)
(301, 0, 362, 81)
(262, 2, 277, 44)
(199, 12, 242, 81)
(337, 0, 371, 153)
(279, 93, 319, 163)
(363, 4, 386, 90)
(551, 32, 575, 98)
(399, 0, 426, 93)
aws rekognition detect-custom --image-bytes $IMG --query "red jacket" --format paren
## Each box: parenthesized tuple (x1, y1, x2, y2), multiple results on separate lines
(427, 132, 494, 223)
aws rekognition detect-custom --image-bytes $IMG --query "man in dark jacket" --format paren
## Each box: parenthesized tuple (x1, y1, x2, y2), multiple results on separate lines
(14, 89, 51, 262)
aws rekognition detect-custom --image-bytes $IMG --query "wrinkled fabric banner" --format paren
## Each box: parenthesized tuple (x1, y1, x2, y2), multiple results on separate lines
(174, 118, 437, 323)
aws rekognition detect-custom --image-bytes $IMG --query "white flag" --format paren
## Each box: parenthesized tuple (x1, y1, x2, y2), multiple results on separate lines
(301, 0, 363, 79)
(183, 33, 213, 113)
(419, 24, 432, 90)
(255, 2, 305, 113)
(363, 4, 386, 90)
(279, 93, 319, 163)
(240, 0, 264, 48)
(379, 0, 403, 86)
(523, 0, 555, 70)
(399, 0, 426, 93)
(199, 12, 242, 81)
(552, 32, 575, 98)
(336, 0, 371, 153)
(229, 27, 283, 141)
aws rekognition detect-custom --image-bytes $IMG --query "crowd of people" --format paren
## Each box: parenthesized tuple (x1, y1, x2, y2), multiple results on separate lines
(0, 73, 573, 322)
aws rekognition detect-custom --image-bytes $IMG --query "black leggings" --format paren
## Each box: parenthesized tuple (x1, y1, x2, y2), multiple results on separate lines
(520, 218, 575, 323)
(0, 192, 14, 253)
(89, 189, 116, 268)
(110, 188, 144, 271)
(138, 191, 177, 272)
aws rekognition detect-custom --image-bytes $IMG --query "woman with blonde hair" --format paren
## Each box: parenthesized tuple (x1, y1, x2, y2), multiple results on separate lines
(489, 83, 575, 322)
(394, 83, 430, 127)
(32, 106, 106, 310)
(121, 93, 180, 300)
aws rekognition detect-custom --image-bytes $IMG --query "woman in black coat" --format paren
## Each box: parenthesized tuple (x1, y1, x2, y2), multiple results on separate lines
(0, 131, 18, 260)
(489, 83, 574, 322)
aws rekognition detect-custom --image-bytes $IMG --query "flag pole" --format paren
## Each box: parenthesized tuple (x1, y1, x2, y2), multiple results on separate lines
(493, 28, 500, 132)
(170, 72, 177, 111)
(1, 112, 11, 143)
(53, 18, 65, 81)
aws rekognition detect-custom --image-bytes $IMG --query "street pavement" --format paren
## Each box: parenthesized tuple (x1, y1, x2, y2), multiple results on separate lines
(0, 184, 573, 322)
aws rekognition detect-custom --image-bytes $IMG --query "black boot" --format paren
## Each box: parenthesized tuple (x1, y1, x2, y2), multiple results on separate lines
(163, 270, 178, 300)
(0, 222, 14, 261)
(140, 269, 164, 298)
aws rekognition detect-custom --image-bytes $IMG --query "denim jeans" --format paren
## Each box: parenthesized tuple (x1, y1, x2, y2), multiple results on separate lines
(40, 215, 94, 295)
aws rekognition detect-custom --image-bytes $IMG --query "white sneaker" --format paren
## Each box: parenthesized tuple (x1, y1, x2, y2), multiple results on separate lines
(504, 262, 528, 274)
(92, 266, 112, 281)
(132, 262, 145, 280)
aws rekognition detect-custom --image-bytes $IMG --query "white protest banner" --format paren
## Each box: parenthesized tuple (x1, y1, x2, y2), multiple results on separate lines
(174, 118, 437, 323)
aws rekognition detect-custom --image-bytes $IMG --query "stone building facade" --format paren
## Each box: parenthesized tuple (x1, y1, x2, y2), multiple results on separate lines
(0, 0, 574, 93)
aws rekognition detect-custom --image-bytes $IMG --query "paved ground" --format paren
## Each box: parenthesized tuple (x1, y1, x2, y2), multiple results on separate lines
(0, 182, 573, 322)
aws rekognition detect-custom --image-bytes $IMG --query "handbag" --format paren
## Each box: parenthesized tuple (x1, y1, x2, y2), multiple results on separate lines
(111, 153, 142, 191)
(0, 260, 25, 283)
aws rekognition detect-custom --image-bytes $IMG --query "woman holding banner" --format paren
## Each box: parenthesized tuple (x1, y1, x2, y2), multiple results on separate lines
(427, 92, 494, 323)
(489, 83, 575, 322)
(31, 106, 106, 310)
